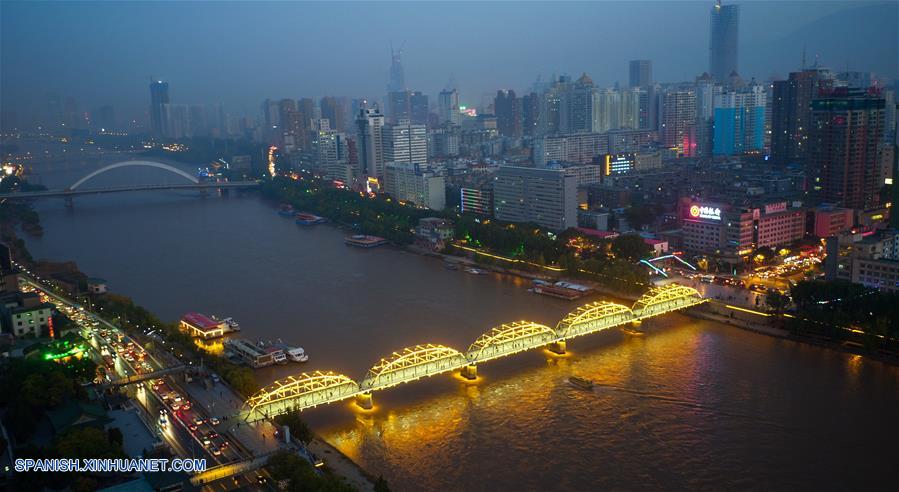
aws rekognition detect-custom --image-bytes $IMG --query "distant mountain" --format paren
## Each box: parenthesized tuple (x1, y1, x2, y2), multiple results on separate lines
(745, 2, 898, 81)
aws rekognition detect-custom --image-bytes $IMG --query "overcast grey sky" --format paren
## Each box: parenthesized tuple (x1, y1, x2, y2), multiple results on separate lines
(1, 1, 896, 125)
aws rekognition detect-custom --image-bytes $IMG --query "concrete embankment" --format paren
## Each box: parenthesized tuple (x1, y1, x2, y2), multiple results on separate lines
(307, 437, 376, 491)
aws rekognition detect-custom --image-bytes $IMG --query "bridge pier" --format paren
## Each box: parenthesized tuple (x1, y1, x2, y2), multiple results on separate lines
(355, 391, 373, 410)
(547, 340, 567, 355)
(64, 196, 74, 208)
(460, 363, 478, 380)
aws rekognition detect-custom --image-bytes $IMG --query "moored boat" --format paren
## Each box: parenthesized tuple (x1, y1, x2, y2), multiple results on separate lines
(295, 212, 327, 225)
(277, 204, 295, 216)
(345, 235, 387, 248)
(568, 376, 594, 390)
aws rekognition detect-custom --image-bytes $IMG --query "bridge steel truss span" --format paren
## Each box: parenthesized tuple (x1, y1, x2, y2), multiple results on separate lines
(360, 344, 469, 392)
(240, 283, 707, 419)
(245, 371, 359, 421)
(555, 302, 635, 339)
(632, 285, 705, 319)
(467, 321, 557, 364)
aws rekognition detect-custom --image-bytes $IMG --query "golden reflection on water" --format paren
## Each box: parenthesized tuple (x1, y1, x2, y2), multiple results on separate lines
(316, 318, 899, 491)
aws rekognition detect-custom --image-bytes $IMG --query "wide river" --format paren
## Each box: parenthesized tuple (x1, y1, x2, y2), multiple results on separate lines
(22, 158, 899, 490)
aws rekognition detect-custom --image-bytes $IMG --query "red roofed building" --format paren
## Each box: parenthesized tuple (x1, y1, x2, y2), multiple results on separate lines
(179, 312, 226, 339)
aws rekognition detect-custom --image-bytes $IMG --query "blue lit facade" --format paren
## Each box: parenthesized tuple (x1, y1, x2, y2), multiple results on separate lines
(712, 85, 766, 156)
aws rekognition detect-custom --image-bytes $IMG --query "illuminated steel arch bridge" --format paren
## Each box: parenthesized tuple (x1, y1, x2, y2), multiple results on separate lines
(241, 283, 707, 421)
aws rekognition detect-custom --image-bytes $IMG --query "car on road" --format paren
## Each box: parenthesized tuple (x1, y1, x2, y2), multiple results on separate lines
(256, 475, 267, 485)
(209, 417, 220, 425)
(210, 447, 221, 457)
(210, 374, 220, 384)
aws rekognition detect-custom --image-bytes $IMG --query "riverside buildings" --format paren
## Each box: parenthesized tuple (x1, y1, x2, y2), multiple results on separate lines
(493, 166, 578, 231)
(807, 88, 885, 210)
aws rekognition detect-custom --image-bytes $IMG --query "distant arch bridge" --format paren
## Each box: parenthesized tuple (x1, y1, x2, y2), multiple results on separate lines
(0, 159, 258, 201)
(241, 283, 708, 421)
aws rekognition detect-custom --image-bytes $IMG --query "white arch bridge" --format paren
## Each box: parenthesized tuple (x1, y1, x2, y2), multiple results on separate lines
(241, 284, 708, 421)
(0, 160, 259, 201)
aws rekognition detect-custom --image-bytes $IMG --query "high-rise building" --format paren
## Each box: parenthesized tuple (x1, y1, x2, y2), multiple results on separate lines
(383, 119, 428, 167)
(629, 60, 652, 88)
(620, 88, 643, 130)
(93, 105, 116, 131)
(320, 97, 347, 133)
(388, 46, 405, 93)
(713, 82, 766, 155)
(562, 74, 595, 134)
(522, 92, 540, 137)
(493, 166, 578, 231)
(808, 88, 885, 210)
(387, 90, 412, 124)
(694, 73, 721, 158)
(384, 162, 445, 210)
(539, 76, 571, 136)
(533, 129, 657, 166)
(659, 88, 697, 156)
(410, 91, 429, 126)
(149, 79, 169, 136)
(296, 98, 316, 151)
(495, 90, 522, 139)
(356, 108, 386, 180)
(771, 68, 835, 164)
(592, 88, 621, 133)
(438, 89, 461, 125)
(709, 1, 739, 82)
(312, 119, 353, 183)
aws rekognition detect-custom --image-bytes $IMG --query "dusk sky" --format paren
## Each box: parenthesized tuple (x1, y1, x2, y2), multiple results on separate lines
(2, 1, 896, 125)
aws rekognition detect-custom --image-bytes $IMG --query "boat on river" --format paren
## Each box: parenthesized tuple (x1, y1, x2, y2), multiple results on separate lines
(272, 339, 309, 362)
(345, 235, 387, 248)
(277, 204, 295, 216)
(568, 376, 594, 390)
(295, 212, 326, 225)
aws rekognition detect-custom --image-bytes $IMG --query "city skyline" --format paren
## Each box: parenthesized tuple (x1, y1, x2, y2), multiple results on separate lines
(1, 1, 896, 127)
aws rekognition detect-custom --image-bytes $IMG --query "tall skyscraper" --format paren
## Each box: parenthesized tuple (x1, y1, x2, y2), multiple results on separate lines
(629, 60, 652, 88)
(387, 90, 412, 124)
(294, 98, 316, 151)
(771, 68, 835, 164)
(320, 96, 347, 133)
(538, 76, 571, 136)
(409, 91, 429, 126)
(438, 89, 461, 125)
(592, 88, 622, 133)
(620, 88, 643, 130)
(383, 119, 428, 167)
(808, 88, 885, 210)
(562, 73, 595, 134)
(522, 92, 540, 137)
(495, 90, 522, 139)
(388, 45, 405, 93)
(659, 88, 697, 156)
(356, 108, 386, 180)
(713, 82, 766, 155)
(149, 79, 169, 136)
(709, 1, 739, 82)
(694, 72, 721, 158)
